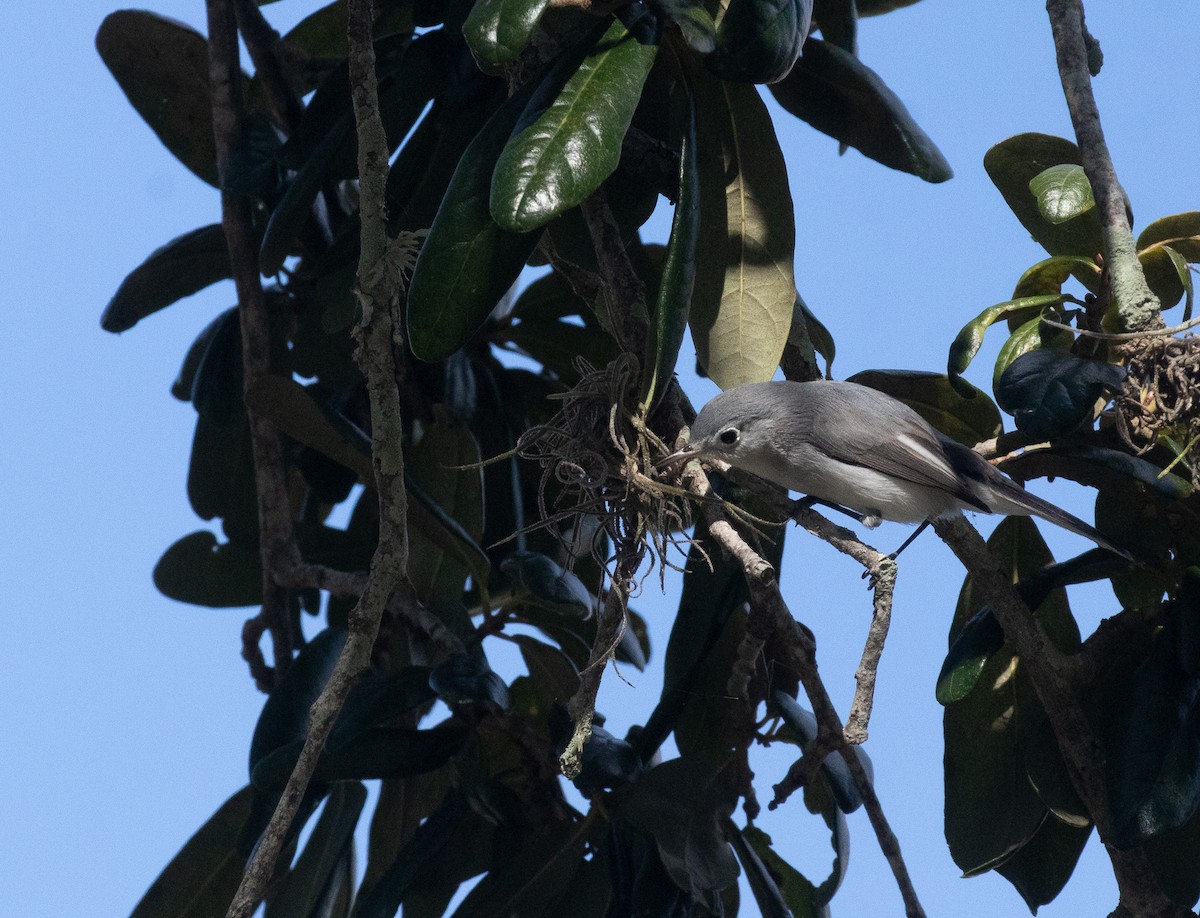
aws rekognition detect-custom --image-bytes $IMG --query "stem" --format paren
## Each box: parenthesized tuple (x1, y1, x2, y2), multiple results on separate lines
(224, 1, 413, 914)
(1045, 0, 1162, 332)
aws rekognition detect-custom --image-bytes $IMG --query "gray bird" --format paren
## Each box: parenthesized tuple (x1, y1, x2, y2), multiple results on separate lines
(681, 379, 1128, 558)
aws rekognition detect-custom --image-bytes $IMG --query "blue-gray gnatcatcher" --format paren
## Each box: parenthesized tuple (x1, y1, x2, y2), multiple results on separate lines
(680, 379, 1129, 558)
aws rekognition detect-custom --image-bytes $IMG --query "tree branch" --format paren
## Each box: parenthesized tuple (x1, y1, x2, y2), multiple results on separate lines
(932, 514, 1186, 917)
(1045, 0, 1162, 332)
(207, 0, 301, 691)
(223, 1, 413, 914)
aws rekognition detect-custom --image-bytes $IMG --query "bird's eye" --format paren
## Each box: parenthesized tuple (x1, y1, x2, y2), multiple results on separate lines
(718, 428, 739, 446)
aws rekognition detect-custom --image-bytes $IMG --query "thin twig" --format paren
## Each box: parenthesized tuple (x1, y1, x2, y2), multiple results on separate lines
(1039, 311, 1200, 340)
(1046, 0, 1162, 333)
(207, 0, 300, 691)
(683, 465, 926, 918)
(223, 1, 412, 915)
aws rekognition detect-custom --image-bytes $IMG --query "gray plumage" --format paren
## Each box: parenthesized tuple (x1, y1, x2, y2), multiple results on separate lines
(687, 379, 1127, 556)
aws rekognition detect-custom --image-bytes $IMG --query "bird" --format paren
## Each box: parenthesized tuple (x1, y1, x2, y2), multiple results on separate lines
(678, 379, 1130, 559)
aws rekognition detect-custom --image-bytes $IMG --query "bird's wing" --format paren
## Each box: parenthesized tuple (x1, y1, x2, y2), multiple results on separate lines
(801, 382, 992, 512)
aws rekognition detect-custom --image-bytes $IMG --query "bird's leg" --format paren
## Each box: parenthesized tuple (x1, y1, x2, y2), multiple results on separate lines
(888, 519, 931, 560)
(795, 496, 883, 528)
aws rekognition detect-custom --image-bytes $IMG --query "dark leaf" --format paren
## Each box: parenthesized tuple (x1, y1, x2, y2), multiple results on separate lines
(812, 0, 857, 55)
(153, 530, 262, 608)
(449, 819, 589, 917)
(429, 653, 511, 709)
(642, 79, 699, 412)
(856, 0, 921, 12)
(130, 786, 255, 918)
(728, 825, 800, 918)
(689, 64, 796, 387)
(101, 226, 231, 333)
(266, 783, 367, 918)
(621, 758, 741, 899)
(772, 691, 870, 813)
(173, 308, 238, 401)
(490, 18, 659, 232)
(994, 815, 1092, 913)
(501, 550, 595, 618)
(405, 77, 543, 361)
(1144, 801, 1200, 909)
(504, 317, 620, 382)
(259, 128, 344, 275)
(513, 634, 581, 701)
(984, 134, 1103, 259)
(1095, 486, 1196, 611)
(559, 719, 643, 793)
(191, 305, 243, 424)
(1029, 164, 1095, 225)
(770, 37, 951, 182)
(463, 0, 552, 72)
(994, 349, 1126, 440)
(316, 723, 470, 783)
(846, 369, 1003, 446)
(1001, 443, 1192, 503)
(1107, 615, 1200, 848)
(96, 11, 218, 186)
(993, 314, 1074, 390)
(708, 0, 812, 84)
(936, 608, 1004, 705)
(186, 403, 255, 526)
(650, 0, 717, 53)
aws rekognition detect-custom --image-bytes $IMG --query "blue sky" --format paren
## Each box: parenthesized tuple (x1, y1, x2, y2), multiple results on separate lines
(3, 2, 1198, 916)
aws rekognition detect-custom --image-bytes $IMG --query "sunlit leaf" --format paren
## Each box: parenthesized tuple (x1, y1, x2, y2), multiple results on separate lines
(1029, 164, 1095, 225)
(708, 0, 812, 84)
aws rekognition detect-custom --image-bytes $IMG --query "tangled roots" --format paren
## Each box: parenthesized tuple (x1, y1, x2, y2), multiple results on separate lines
(1119, 334, 1200, 486)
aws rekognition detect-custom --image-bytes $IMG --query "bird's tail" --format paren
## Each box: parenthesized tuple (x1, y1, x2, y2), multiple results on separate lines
(982, 477, 1134, 561)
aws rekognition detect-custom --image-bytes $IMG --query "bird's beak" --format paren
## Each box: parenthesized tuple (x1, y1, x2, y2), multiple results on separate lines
(656, 447, 702, 471)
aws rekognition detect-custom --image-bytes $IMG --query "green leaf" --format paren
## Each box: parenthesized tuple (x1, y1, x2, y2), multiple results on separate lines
(266, 783, 367, 918)
(130, 786, 255, 918)
(500, 550, 595, 618)
(846, 369, 1003, 446)
(708, 0, 812, 84)
(994, 815, 1092, 913)
(621, 758, 741, 900)
(736, 826, 817, 917)
(1029, 164, 1095, 225)
(449, 819, 589, 917)
(1107, 614, 1200, 848)
(1137, 211, 1200, 262)
(153, 531, 262, 608)
(992, 314, 1072, 390)
(405, 79, 543, 361)
(936, 608, 1005, 705)
(96, 11, 218, 186)
(101, 226, 232, 333)
(642, 81, 699, 412)
(650, 0, 718, 54)
(689, 69, 796, 388)
(946, 294, 1071, 391)
(490, 18, 659, 232)
(1011, 255, 1102, 303)
(1140, 243, 1193, 313)
(995, 349, 1126, 441)
(770, 37, 951, 182)
(463, 0, 552, 72)
(984, 134, 1104, 259)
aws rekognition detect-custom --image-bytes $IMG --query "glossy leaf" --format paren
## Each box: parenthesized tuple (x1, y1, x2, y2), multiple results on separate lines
(153, 531, 262, 608)
(992, 314, 1069, 389)
(405, 78, 543, 361)
(429, 653, 511, 709)
(651, 0, 718, 53)
(812, 0, 857, 54)
(1029, 164, 1095, 225)
(642, 83, 699, 411)
(708, 0, 812, 84)
(267, 783, 367, 918)
(621, 758, 741, 900)
(490, 18, 659, 232)
(936, 608, 1004, 705)
(984, 134, 1104, 259)
(1140, 243, 1193, 313)
(96, 11, 218, 186)
(946, 293, 1070, 392)
(1107, 615, 1200, 848)
(449, 818, 588, 917)
(246, 377, 373, 481)
(690, 69, 795, 388)
(1137, 211, 1200, 261)
(130, 786, 255, 918)
(101, 226, 232, 333)
(500, 550, 595, 618)
(846, 369, 1003, 446)
(463, 0, 552, 71)
(770, 37, 951, 182)
(995, 349, 1126, 440)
